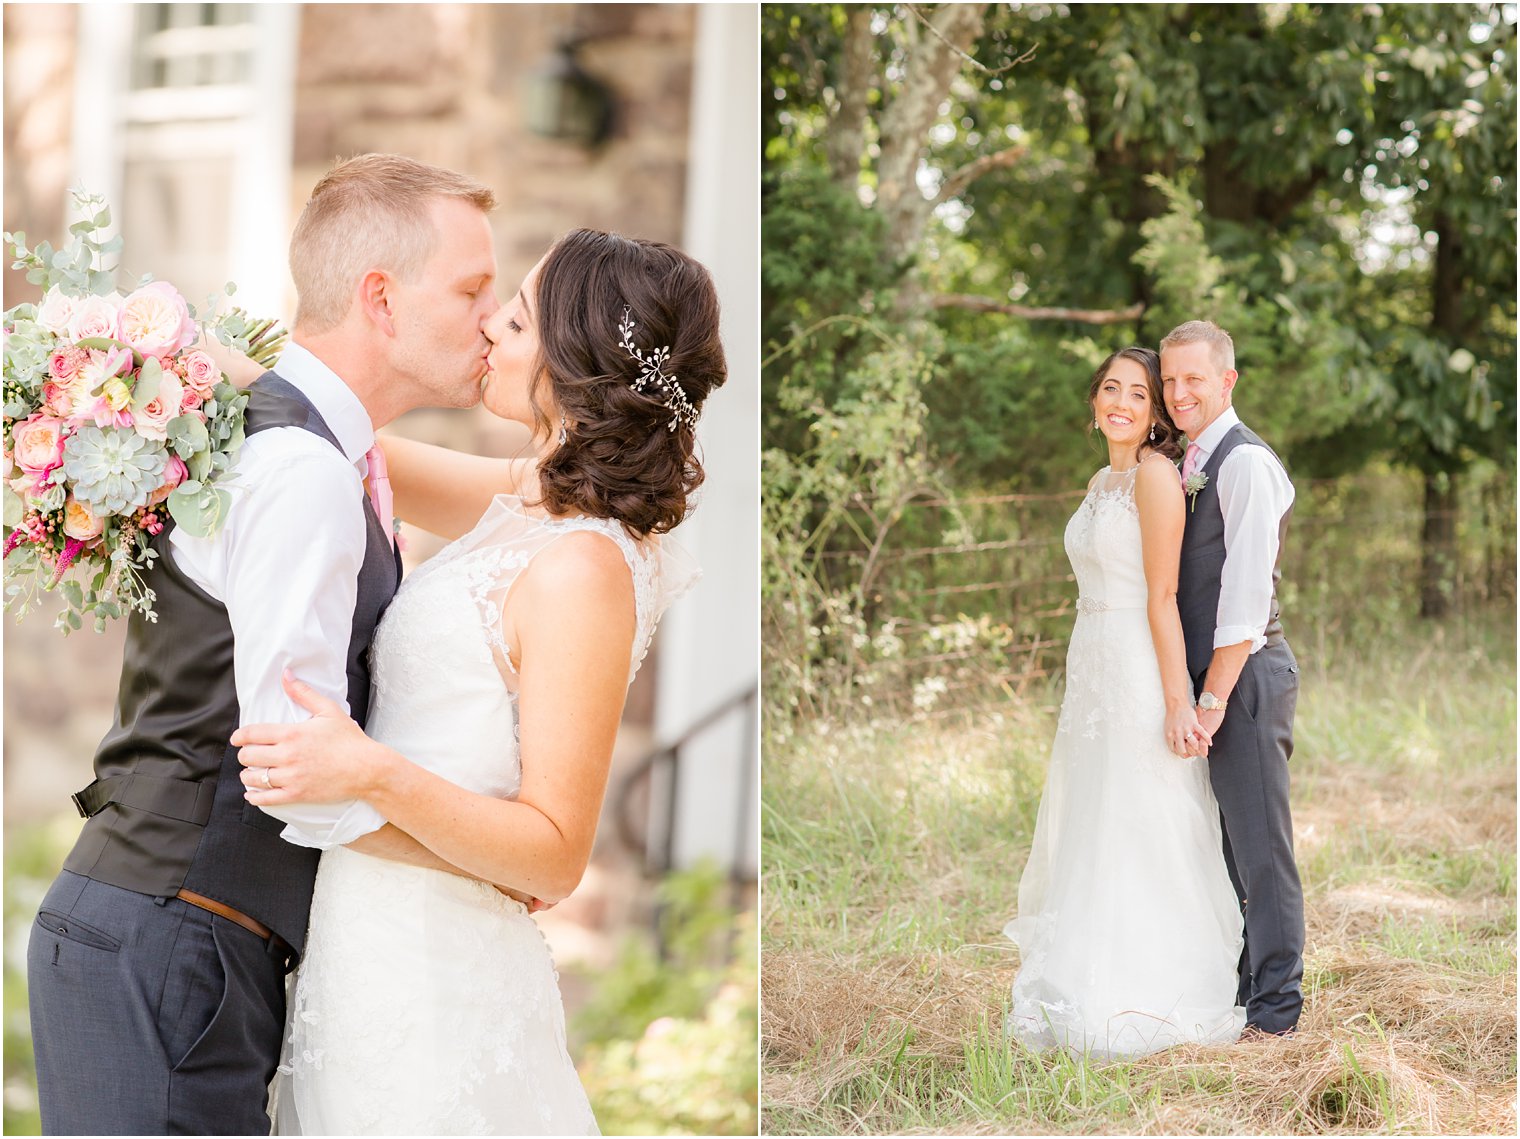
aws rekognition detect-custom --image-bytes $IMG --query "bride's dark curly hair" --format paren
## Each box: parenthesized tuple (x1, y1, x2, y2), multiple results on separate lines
(528, 229, 726, 535)
(1086, 346, 1184, 463)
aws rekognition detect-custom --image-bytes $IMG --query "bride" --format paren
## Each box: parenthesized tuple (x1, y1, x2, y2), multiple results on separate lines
(1003, 346, 1245, 1059)
(231, 229, 724, 1133)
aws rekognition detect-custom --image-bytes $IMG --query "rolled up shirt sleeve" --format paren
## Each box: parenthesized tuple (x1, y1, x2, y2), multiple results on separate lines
(220, 437, 387, 848)
(1214, 444, 1296, 653)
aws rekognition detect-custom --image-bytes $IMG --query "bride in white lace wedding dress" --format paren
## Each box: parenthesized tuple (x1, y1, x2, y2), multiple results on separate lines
(237, 230, 725, 1134)
(270, 500, 695, 1134)
(1004, 348, 1245, 1059)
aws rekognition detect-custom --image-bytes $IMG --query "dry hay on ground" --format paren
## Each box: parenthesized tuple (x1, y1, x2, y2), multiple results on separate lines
(1308, 880, 1509, 944)
(762, 928, 1515, 1135)
(762, 947, 1014, 1070)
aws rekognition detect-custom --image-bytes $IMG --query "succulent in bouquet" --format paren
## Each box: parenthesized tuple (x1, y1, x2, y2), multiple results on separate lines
(3, 188, 286, 633)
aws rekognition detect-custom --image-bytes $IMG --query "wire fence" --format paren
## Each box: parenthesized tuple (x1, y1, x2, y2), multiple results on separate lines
(776, 465, 1515, 719)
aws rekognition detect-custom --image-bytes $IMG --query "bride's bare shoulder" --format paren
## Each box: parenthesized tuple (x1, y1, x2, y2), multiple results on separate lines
(1135, 452, 1183, 499)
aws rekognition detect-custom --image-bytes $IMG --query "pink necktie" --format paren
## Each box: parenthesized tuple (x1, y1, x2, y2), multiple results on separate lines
(1181, 443, 1202, 483)
(365, 444, 395, 550)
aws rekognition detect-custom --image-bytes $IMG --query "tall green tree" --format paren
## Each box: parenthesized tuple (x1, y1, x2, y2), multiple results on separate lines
(764, 3, 1514, 611)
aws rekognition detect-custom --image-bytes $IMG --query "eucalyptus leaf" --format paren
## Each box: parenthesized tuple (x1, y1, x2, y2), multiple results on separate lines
(2, 484, 22, 528)
(167, 415, 210, 459)
(132, 356, 164, 413)
(166, 483, 212, 537)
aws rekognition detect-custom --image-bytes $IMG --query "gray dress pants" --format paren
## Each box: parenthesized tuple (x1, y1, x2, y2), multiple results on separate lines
(1202, 641, 1305, 1034)
(27, 870, 286, 1135)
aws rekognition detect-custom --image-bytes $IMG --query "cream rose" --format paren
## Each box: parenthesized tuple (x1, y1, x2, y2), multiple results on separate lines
(133, 370, 185, 442)
(11, 414, 66, 478)
(118, 282, 197, 358)
(36, 288, 79, 337)
(66, 293, 123, 342)
(62, 495, 107, 541)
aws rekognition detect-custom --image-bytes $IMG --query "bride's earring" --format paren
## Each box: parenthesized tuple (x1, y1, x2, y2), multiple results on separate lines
(558, 414, 568, 446)
(1149, 424, 1157, 443)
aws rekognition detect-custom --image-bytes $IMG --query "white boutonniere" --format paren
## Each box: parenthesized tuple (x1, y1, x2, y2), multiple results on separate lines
(1183, 471, 1209, 512)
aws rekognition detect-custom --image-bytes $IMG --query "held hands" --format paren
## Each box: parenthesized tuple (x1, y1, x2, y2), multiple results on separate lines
(1195, 705, 1226, 747)
(1166, 705, 1213, 758)
(233, 671, 379, 806)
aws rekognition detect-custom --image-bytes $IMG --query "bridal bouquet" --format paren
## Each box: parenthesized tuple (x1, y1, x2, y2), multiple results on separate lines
(3, 188, 285, 633)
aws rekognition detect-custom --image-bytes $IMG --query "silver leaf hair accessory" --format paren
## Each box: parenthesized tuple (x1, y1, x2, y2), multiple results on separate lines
(618, 306, 698, 432)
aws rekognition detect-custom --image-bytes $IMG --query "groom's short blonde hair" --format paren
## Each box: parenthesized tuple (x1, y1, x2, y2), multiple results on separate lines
(1159, 320, 1236, 374)
(290, 153, 496, 332)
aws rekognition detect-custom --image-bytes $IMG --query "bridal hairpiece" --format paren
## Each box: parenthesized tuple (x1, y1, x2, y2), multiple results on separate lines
(617, 306, 698, 432)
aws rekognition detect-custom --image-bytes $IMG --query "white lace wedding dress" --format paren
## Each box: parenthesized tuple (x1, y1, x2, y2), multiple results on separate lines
(1003, 463, 1246, 1059)
(268, 496, 697, 1135)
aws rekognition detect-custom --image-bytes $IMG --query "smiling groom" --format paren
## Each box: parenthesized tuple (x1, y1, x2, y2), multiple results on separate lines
(1160, 320, 1304, 1037)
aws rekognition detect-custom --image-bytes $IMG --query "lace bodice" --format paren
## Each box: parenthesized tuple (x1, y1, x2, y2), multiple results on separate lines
(1064, 464, 1150, 614)
(364, 495, 699, 800)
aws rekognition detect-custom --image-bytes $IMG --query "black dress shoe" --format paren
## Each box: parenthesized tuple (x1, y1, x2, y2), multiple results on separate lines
(1239, 1023, 1298, 1041)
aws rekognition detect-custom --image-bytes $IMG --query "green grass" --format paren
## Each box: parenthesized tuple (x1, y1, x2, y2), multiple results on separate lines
(762, 611, 1517, 1135)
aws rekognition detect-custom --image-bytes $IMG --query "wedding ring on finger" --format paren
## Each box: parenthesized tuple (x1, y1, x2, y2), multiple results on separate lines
(259, 766, 273, 790)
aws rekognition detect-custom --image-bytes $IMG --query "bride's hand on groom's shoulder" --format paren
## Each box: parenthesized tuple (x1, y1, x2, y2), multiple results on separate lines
(232, 671, 385, 805)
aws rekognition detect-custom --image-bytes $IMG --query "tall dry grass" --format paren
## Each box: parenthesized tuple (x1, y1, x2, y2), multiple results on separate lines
(761, 615, 1516, 1135)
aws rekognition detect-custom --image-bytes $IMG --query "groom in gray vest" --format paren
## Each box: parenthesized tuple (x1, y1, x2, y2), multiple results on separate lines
(27, 155, 502, 1134)
(1162, 319, 1304, 1037)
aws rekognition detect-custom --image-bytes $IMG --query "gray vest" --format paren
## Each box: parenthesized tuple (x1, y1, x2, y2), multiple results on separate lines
(62, 372, 400, 958)
(1176, 421, 1292, 678)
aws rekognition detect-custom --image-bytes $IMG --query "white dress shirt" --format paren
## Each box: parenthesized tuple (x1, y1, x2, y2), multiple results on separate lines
(1186, 406, 1296, 654)
(169, 342, 388, 848)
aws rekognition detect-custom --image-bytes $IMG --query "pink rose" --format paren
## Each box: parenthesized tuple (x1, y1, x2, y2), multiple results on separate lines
(133, 369, 185, 442)
(180, 350, 222, 396)
(11, 414, 66, 480)
(48, 346, 86, 381)
(42, 381, 76, 418)
(62, 496, 106, 541)
(35, 287, 78, 337)
(118, 282, 197, 358)
(148, 455, 188, 508)
(179, 385, 205, 412)
(66, 293, 123, 342)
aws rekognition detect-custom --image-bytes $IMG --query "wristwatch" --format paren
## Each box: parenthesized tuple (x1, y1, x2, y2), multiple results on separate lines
(1197, 691, 1227, 712)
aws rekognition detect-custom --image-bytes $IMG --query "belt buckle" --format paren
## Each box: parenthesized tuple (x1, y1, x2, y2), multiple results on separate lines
(70, 790, 92, 819)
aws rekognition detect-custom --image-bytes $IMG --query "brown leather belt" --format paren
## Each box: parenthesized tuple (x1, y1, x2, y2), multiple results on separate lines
(176, 888, 274, 942)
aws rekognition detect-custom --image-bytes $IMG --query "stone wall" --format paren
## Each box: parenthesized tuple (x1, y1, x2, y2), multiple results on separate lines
(1, 5, 77, 306)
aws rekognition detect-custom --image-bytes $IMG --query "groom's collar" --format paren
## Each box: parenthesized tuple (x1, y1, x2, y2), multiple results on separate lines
(1187, 406, 1241, 460)
(269, 341, 376, 465)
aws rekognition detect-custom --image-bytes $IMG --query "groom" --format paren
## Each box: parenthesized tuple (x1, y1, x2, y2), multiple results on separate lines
(27, 154, 501, 1134)
(1160, 320, 1304, 1038)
